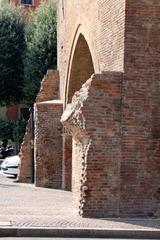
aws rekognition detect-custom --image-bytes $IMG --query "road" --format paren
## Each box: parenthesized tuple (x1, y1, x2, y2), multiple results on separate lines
(0, 238, 152, 240)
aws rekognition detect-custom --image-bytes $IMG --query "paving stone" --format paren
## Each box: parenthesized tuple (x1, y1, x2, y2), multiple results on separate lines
(0, 173, 160, 231)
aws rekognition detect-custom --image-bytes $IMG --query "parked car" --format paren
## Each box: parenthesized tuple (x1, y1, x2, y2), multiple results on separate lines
(1, 155, 20, 177)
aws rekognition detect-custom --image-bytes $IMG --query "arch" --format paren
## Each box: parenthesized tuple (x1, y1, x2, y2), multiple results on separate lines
(62, 33, 95, 191)
(65, 33, 95, 104)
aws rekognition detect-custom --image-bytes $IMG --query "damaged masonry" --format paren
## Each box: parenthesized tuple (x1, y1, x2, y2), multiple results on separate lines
(19, 0, 160, 218)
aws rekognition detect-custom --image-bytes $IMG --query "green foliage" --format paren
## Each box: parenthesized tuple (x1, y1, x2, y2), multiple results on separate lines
(0, 0, 6, 7)
(12, 120, 27, 142)
(23, 0, 57, 105)
(0, 120, 13, 143)
(0, 4, 26, 105)
(0, 119, 26, 143)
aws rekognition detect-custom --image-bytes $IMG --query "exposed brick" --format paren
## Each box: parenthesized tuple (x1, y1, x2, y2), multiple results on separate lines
(120, 0, 160, 217)
(34, 100, 63, 188)
(57, 0, 125, 101)
(19, 70, 60, 184)
(36, 70, 59, 103)
(61, 72, 122, 217)
(58, 0, 160, 218)
(62, 135, 72, 191)
(18, 117, 34, 183)
(20, 0, 160, 219)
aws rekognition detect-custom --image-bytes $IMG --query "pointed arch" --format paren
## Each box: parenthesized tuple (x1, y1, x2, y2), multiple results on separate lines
(65, 33, 95, 104)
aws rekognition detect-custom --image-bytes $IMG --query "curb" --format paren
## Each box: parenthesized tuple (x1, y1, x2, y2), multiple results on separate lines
(0, 227, 160, 239)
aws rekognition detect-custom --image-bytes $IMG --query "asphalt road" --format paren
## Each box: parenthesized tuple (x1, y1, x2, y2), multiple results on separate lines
(0, 238, 153, 240)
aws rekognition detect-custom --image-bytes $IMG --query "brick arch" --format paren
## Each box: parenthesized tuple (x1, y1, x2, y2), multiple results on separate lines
(65, 32, 95, 105)
(62, 31, 95, 191)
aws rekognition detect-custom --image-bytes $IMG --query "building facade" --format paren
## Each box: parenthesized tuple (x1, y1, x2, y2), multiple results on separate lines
(9, 0, 41, 16)
(9, 0, 41, 8)
(20, 0, 160, 218)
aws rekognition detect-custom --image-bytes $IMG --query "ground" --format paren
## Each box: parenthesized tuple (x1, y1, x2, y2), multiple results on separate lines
(0, 238, 153, 240)
(0, 171, 160, 232)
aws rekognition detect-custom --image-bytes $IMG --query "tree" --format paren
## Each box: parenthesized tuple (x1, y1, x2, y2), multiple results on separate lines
(0, 119, 26, 147)
(23, 0, 57, 105)
(0, 3, 26, 105)
(0, 0, 6, 6)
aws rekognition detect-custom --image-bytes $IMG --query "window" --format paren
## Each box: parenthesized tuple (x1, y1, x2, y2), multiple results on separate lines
(21, 0, 33, 5)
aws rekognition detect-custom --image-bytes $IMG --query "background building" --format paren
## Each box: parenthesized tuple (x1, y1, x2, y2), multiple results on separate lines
(9, 0, 41, 12)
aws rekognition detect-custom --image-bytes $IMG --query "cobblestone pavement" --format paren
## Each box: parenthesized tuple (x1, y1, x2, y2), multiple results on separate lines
(0, 172, 160, 230)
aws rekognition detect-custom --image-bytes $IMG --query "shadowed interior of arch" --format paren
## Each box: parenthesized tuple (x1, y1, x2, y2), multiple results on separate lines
(63, 34, 95, 191)
(67, 34, 95, 103)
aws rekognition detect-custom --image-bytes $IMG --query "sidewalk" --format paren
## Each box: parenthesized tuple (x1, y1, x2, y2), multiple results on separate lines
(0, 173, 160, 238)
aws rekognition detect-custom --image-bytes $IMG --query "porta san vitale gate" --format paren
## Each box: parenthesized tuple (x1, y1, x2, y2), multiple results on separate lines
(19, 0, 160, 218)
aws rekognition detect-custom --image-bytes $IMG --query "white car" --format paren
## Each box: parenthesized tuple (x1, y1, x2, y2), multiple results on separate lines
(1, 155, 20, 177)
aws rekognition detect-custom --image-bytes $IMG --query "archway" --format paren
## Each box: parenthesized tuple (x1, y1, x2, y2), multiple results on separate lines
(66, 34, 95, 104)
(63, 34, 94, 191)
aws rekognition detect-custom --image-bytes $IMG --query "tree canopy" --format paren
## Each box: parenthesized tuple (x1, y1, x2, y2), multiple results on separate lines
(0, 119, 26, 145)
(0, 3, 26, 105)
(23, 0, 57, 105)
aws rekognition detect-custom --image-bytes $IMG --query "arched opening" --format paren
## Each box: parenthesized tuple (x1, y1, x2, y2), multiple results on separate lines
(63, 34, 94, 191)
(66, 34, 95, 104)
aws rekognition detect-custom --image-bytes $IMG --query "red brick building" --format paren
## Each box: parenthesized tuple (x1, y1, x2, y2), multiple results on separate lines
(9, 0, 41, 11)
(8, 0, 41, 18)
(19, 0, 160, 218)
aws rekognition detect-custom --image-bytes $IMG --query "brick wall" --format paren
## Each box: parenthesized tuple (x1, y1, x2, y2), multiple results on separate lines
(34, 100, 63, 188)
(84, 73, 122, 217)
(62, 135, 72, 190)
(59, 0, 160, 218)
(57, 0, 125, 102)
(17, 0, 160, 218)
(19, 70, 60, 184)
(34, 70, 63, 188)
(61, 72, 122, 217)
(36, 70, 59, 102)
(120, 1, 160, 217)
(18, 117, 34, 183)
